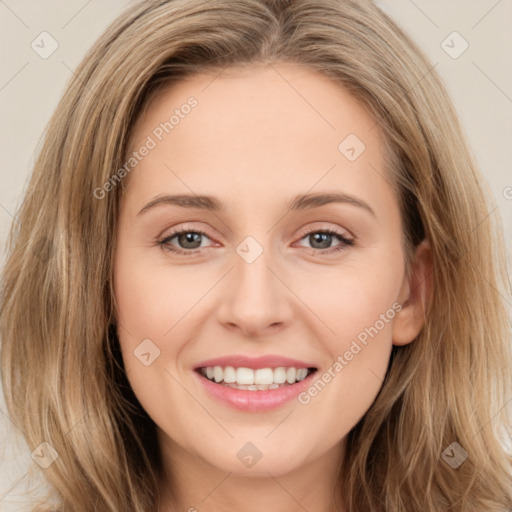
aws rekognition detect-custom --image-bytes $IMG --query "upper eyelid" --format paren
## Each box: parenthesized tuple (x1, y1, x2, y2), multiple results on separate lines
(299, 225, 353, 238)
(162, 224, 352, 238)
(160, 223, 210, 238)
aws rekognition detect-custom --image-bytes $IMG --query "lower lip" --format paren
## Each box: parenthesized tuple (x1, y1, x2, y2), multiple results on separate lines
(194, 370, 316, 412)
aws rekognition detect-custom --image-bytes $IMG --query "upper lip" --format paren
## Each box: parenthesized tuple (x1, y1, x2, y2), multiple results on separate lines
(193, 355, 317, 370)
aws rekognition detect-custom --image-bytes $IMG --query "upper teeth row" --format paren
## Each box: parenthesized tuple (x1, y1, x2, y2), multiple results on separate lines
(203, 366, 309, 385)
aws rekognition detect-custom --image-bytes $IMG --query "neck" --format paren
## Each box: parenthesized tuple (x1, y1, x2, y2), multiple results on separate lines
(157, 435, 346, 512)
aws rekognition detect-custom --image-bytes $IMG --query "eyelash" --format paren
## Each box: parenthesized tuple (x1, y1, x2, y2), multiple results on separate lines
(157, 227, 354, 256)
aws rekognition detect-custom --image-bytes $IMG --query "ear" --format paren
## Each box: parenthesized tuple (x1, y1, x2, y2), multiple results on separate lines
(392, 239, 433, 346)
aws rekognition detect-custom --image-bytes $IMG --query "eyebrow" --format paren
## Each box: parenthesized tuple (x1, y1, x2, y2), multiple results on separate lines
(137, 192, 376, 217)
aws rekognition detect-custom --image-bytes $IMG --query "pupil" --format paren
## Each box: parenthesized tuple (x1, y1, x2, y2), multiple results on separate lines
(310, 233, 331, 249)
(179, 232, 201, 249)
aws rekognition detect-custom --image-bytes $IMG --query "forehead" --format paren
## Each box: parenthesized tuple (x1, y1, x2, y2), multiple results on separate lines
(130, 61, 380, 151)
(123, 62, 393, 219)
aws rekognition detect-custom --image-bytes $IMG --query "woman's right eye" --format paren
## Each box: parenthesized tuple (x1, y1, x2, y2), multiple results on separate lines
(158, 229, 213, 255)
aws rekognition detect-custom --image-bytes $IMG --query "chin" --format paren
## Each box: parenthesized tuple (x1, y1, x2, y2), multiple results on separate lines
(196, 441, 310, 477)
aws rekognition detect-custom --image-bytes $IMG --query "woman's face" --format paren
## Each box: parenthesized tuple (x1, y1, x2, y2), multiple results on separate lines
(113, 62, 427, 478)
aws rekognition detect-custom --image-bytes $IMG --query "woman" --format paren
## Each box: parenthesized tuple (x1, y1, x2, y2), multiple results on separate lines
(1, 0, 511, 510)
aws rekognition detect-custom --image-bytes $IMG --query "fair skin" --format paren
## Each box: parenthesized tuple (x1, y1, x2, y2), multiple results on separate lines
(113, 62, 431, 512)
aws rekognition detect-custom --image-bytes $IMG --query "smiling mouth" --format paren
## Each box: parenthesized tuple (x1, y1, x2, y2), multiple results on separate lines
(196, 366, 318, 391)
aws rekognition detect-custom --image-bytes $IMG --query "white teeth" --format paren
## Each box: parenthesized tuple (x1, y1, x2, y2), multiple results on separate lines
(213, 366, 223, 383)
(273, 367, 287, 384)
(255, 368, 274, 385)
(200, 365, 314, 387)
(236, 367, 254, 385)
(223, 366, 236, 383)
(286, 367, 296, 384)
(296, 368, 308, 381)
(223, 382, 283, 391)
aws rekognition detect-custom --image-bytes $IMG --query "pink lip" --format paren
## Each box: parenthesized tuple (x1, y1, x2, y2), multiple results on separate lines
(193, 369, 317, 412)
(193, 354, 316, 370)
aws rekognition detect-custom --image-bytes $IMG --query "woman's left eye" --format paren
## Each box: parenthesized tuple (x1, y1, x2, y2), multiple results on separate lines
(294, 229, 354, 253)
(157, 228, 354, 256)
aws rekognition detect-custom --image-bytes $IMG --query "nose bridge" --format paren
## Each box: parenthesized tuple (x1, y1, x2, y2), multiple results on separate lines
(217, 233, 292, 334)
(233, 235, 278, 306)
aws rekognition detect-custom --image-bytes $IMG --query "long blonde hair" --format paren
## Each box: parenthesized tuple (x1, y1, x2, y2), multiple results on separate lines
(1, 0, 511, 510)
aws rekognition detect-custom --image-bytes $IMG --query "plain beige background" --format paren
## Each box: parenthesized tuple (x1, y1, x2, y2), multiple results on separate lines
(1, 0, 511, 509)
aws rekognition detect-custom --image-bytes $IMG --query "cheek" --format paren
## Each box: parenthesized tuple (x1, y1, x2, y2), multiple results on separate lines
(304, 252, 403, 353)
(113, 250, 206, 341)
(112, 250, 179, 387)
(294, 254, 402, 420)
(112, 252, 198, 435)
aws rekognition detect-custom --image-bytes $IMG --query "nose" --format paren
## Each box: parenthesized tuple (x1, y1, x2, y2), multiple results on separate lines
(216, 244, 294, 338)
